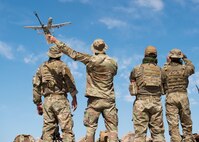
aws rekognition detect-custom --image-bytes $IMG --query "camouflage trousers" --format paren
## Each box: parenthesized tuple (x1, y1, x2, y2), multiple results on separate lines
(42, 94, 75, 142)
(83, 97, 118, 142)
(166, 92, 196, 142)
(133, 95, 165, 142)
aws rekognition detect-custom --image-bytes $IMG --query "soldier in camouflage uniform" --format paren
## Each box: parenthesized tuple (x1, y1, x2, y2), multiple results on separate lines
(47, 35, 119, 142)
(32, 45, 78, 142)
(129, 46, 165, 142)
(162, 48, 195, 142)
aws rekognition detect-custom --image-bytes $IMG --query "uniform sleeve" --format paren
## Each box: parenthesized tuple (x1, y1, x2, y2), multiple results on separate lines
(183, 58, 195, 76)
(32, 67, 42, 105)
(115, 61, 118, 75)
(63, 64, 78, 97)
(56, 41, 92, 65)
(110, 58, 118, 76)
(161, 68, 167, 94)
(129, 68, 137, 82)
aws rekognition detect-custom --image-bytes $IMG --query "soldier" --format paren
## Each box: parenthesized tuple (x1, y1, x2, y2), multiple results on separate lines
(46, 34, 119, 142)
(32, 45, 78, 142)
(162, 48, 195, 142)
(129, 46, 165, 142)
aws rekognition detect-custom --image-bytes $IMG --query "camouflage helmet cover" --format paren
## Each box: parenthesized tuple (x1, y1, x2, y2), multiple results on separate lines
(47, 45, 62, 58)
(144, 45, 157, 56)
(168, 48, 183, 58)
(91, 39, 108, 53)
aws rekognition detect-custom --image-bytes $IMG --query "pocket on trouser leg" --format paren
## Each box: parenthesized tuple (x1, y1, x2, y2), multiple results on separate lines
(83, 108, 99, 127)
(104, 108, 118, 131)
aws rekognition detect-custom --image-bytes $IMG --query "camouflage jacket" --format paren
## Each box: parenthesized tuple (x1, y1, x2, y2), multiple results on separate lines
(129, 63, 163, 96)
(56, 42, 118, 100)
(32, 59, 77, 105)
(162, 58, 195, 94)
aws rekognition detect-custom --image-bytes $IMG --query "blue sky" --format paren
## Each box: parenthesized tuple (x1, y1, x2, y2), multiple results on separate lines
(1, 0, 199, 141)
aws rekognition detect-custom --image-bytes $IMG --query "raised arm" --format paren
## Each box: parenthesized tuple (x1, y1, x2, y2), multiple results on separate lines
(182, 54, 195, 76)
(46, 34, 91, 65)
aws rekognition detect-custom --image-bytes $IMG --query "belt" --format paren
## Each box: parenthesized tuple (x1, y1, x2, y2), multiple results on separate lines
(44, 93, 65, 98)
(136, 95, 161, 100)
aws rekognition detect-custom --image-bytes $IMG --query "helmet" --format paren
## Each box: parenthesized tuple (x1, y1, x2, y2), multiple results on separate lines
(47, 45, 62, 58)
(144, 45, 157, 56)
(168, 48, 183, 58)
(91, 39, 108, 53)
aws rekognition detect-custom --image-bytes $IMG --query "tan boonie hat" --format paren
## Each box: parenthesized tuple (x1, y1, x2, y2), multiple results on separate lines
(91, 39, 108, 53)
(144, 45, 157, 56)
(47, 45, 62, 58)
(168, 48, 183, 58)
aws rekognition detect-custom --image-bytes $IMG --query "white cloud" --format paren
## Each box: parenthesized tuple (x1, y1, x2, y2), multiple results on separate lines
(0, 41, 14, 60)
(24, 53, 45, 64)
(135, 0, 164, 11)
(17, 45, 26, 52)
(113, 0, 164, 22)
(24, 54, 38, 64)
(99, 17, 127, 29)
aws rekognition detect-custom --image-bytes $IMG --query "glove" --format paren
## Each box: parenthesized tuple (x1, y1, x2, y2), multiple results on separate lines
(37, 103, 43, 115)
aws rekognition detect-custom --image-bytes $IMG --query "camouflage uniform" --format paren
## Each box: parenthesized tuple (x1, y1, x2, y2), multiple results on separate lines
(162, 49, 195, 142)
(129, 46, 165, 142)
(33, 46, 78, 142)
(56, 39, 118, 142)
(13, 134, 35, 142)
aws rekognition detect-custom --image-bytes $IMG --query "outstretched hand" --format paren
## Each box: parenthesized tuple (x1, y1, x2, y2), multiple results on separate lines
(45, 34, 58, 44)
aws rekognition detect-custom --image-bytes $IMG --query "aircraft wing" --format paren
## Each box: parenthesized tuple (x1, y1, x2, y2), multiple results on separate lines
(51, 22, 71, 28)
(24, 25, 45, 30)
(196, 85, 199, 94)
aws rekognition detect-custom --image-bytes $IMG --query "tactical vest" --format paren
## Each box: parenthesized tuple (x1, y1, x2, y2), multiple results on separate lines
(40, 61, 66, 95)
(136, 64, 161, 89)
(13, 134, 35, 142)
(164, 64, 187, 93)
